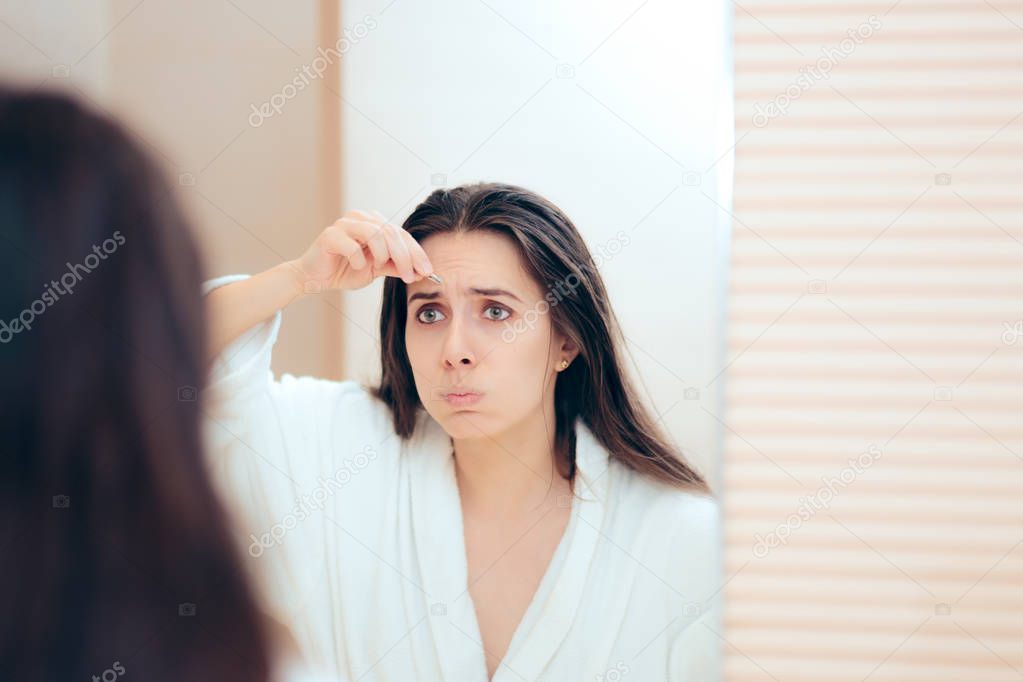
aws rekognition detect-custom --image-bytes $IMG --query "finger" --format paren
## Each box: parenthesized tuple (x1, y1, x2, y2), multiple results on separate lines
(347, 208, 379, 225)
(381, 222, 415, 282)
(372, 259, 402, 279)
(398, 228, 433, 276)
(320, 229, 367, 269)
(336, 219, 388, 267)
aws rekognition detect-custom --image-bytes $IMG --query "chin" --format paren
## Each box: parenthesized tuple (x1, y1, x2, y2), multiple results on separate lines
(438, 410, 501, 441)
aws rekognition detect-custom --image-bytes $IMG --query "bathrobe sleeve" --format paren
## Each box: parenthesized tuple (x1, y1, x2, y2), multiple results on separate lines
(668, 609, 720, 681)
(198, 274, 391, 640)
(666, 494, 723, 681)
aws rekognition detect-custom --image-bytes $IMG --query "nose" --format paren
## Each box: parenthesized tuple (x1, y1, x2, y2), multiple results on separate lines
(441, 314, 476, 370)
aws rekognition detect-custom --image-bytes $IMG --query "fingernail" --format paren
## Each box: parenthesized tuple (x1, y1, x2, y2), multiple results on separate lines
(427, 273, 443, 284)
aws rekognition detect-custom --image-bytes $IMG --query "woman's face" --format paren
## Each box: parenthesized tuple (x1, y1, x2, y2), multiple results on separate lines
(404, 230, 575, 440)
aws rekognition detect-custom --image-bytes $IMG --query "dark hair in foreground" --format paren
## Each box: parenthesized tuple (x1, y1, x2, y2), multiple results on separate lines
(0, 88, 271, 680)
(371, 182, 712, 495)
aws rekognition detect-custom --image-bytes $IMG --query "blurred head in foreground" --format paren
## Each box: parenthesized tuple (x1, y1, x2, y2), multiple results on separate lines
(0, 87, 272, 682)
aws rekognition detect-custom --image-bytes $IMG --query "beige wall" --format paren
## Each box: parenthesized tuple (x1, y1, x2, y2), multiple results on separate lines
(0, 0, 344, 380)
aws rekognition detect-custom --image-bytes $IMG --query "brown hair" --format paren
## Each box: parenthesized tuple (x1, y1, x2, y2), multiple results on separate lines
(0, 88, 272, 680)
(370, 182, 711, 495)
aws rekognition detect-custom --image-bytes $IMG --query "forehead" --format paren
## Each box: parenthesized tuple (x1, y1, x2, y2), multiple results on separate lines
(410, 230, 539, 296)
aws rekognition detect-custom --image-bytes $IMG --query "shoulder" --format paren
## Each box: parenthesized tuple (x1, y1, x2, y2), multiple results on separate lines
(611, 461, 719, 535)
(611, 465, 720, 577)
(273, 375, 390, 420)
(265, 376, 404, 512)
(579, 425, 717, 541)
(268, 375, 398, 450)
(273, 657, 347, 682)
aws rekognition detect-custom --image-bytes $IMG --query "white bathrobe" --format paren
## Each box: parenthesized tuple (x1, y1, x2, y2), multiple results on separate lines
(201, 275, 722, 682)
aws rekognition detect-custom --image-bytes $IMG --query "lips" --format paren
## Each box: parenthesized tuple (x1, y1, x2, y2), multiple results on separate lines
(443, 388, 481, 397)
(442, 389, 484, 407)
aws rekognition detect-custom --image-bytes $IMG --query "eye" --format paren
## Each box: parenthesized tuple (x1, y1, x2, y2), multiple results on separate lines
(416, 307, 446, 324)
(484, 304, 511, 322)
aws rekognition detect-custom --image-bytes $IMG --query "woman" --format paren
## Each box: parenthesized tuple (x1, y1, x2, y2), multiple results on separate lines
(0, 88, 330, 681)
(203, 183, 721, 681)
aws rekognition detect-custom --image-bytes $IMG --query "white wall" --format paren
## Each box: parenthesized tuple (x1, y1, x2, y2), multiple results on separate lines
(339, 0, 733, 483)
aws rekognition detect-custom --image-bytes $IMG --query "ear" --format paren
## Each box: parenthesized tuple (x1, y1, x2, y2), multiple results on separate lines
(558, 336, 580, 365)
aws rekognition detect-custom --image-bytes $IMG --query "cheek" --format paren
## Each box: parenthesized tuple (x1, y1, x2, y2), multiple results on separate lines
(403, 328, 432, 385)
(405, 320, 439, 354)
(491, 329, 554, 380)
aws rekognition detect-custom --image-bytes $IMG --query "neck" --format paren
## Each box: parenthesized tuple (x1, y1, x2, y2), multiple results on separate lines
(451, 406, 570, 520)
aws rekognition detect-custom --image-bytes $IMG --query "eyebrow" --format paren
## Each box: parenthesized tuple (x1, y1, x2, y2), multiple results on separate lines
(407, 287, 524, 305)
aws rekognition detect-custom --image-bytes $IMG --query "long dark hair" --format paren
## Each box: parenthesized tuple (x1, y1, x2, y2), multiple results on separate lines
(371, 182, 711, 495)
(0, 88, 272, 680)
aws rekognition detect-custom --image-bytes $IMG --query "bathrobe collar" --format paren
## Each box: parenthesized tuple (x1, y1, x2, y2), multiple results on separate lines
(407, 411, 612, 681)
